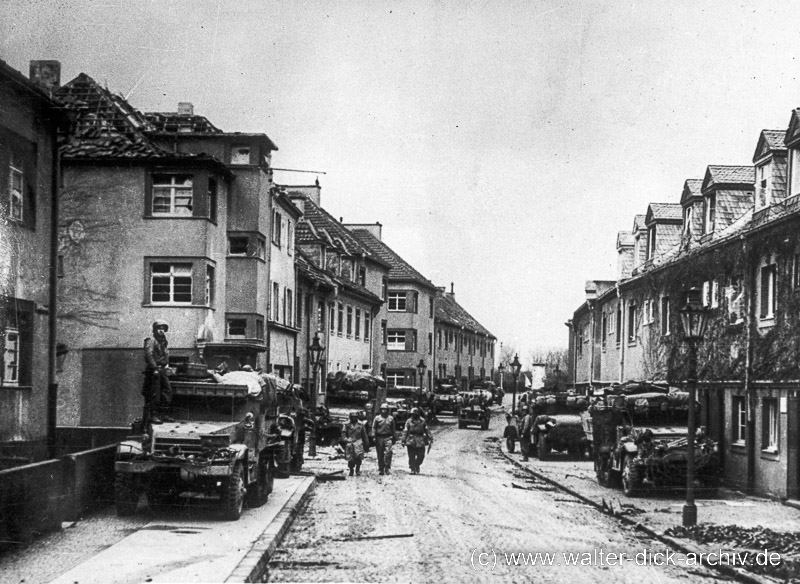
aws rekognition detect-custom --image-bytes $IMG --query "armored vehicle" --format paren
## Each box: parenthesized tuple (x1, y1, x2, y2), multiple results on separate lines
(585, 388, 719, 497)
(528, 392, 589, 460)
(115, 370, 283, 521)
(432, 381, 462, 416)
(319, 371, 386, 444)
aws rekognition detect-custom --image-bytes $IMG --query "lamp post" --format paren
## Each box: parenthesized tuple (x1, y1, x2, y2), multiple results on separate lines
(678, 287, 710, 527)
(416, 359, 427, 408)
(307, 333, 325, 458)
(510, 354, 522, 413)
(498, 363, 506, 406)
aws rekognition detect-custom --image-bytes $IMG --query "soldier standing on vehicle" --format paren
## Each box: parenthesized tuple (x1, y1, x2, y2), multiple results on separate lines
(342, 412, 369, 476)
(372, 403, 395, 475)
(519, 406, 533, 461)
(143, 319, 173, 424)
(401, 407, 433, 475)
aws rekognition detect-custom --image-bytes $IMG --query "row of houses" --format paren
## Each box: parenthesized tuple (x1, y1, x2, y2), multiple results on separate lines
(566, 104, 800, 500)
(0, 59, 496, 464)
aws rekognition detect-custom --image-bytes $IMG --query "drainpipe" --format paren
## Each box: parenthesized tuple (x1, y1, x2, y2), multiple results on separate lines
(618, 286, 625, 383)
(47, 123, 60, 459)
(588, 301, 596, 392)
(743, 237, 755, 494)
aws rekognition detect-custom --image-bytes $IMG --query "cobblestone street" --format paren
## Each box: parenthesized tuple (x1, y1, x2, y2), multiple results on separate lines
(269, 412, 723, 583)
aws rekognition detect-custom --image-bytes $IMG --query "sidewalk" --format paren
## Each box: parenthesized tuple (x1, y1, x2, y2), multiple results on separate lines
(498, 435, 800, 583)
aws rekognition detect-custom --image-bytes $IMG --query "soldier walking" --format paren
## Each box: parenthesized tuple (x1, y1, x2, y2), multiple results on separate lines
(401, 408, 433, 475)
(519, 406, 533, 462)
(342, 412, 369, 476)
(372, 403, 395, 475)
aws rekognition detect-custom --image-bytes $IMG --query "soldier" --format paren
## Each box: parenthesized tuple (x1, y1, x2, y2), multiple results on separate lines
(401, 408, 433, 475)
(372, 403, 395, 475)
(143, 320, 173, 424)
(342, 412, 369, 476)
(519, 406, 533, 462)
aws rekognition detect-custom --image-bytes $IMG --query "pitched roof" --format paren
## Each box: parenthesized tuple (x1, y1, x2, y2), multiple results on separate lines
(348, 229, 436, 289)
(616, 231, 633, 248)
(295, 249, 382, 304)
(55, 73, 167, 159)
(0, 58, 62, 108)
(646, 203, 682, 224)
(145, 112, 222, 134)
(632, 214, 647, 233)
(785, 109, 800, 149)
(436, 292, 494, 338)
(680, 179, 704, 206)
(702, 165, 755, 192)
(753, 130, 787, 163)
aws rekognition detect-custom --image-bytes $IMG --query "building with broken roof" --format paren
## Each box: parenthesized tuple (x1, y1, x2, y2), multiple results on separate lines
(0, 59, 63, 463)
(566, 111, 800, 499)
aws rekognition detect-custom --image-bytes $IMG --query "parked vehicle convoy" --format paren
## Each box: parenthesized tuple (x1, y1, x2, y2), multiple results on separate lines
(318, 370, 386, 445)
(386, 385, 432, 429)
(526, 392, 590, 460)
(115, 368, 288, 521)
(432, 381, 462, 416)
(583, 386, 720, 497)
(469, 379, 498, 405)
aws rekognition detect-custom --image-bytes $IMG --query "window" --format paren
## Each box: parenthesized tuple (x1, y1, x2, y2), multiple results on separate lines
(386, 371, 405, 388)
(762, 398, 779, 452)
(151, 263, 192, 304)
(208, 178, 218, 223)
(272, 210, 282, 246)
(615, 303, 622, 347)
(647, 226, 656, 260)
(227, 319, 247, 338)
(429, 296, 434, 318)
(411, 292, 419, 314)
(387, 330, 406, 351)
(329, 304, 335, 334)
(792, 148, 800, 197)
(9, 161, 23, 222)
(358, 267, 366, 287)
(346, 305, 353, 337)
(287, 222, 293, 255)
(3, 328, 19, 385)
(757, 164, 771, 209)
(760, 263, 777, 319)
(733, 396, 746, 445)
(388, 292, 407, 311)
(704, 193, 716, 233)
(428, 332, 432, 355)
(229, 236, 248, 255)
(683, 206, 692, 236)
(297, 294, 304, 328)
(437, 329, 442, 349)
(272, 282, 280, 321)
(660, 296, 670, 336)
(601, 312, 607, 349)
(381, 277, 388, 301)
(318, 300, 325, 332)
(381, 320, 387, 345)
(230, 146, 251, 165)
(152, 174, 193, 216)
(711, 279, 720, 309)
(285, 289, 293, 327)
(205, 265, 215, 306)
(256, 318, 264, 340)
(355, 309, 361, 339)
(627, 303, 637, 343)
(337, 302, 344, 336)
(364, 313, 370, 341)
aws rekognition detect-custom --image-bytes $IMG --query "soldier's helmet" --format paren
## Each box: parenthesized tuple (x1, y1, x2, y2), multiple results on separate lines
(380, 402, 389, 410)
(411, 407, 421, 416)
(152, 319, 169, 332)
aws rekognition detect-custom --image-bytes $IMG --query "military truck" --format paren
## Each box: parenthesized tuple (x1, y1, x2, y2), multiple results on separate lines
(114, 371, 283, 521)
(458, 403, 491, 430)
(319, 371, 386, 444)
(528, 392, 589, 460)
(432, 380, 462, 416)
(386, 385, 426, 429)
(585, 388, 719, 497)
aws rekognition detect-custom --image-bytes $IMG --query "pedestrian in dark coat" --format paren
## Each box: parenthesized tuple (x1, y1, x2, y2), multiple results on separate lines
(401, 408, 433, 475)
(519, 407, 533, 461)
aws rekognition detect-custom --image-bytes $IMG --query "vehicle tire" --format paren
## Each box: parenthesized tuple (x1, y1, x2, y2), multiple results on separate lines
(222, 464, 245, 520)
(596, 455, 610, 487)
(115, 472, 139, 516)
(622, 457, 643, 497)
(506, 438, 516, 453)
(246, 456, 273, 508)
(538, 435, 550, 461)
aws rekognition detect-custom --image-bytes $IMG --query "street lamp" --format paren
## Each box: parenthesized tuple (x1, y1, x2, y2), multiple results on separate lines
(307, 333, 325, 458)
(416, 359, 427, 408)
(678, 287, 710, 527)
(510, 354, 522, 413)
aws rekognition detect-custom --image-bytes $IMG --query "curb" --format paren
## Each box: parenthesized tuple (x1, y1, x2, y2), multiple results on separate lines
(225, 476, 317, 583)
(498, 448, 776, 584)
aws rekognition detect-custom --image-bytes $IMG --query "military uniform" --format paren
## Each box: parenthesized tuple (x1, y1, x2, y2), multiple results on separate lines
(401, 412, 433, 474)
(372, 409, 395, 475)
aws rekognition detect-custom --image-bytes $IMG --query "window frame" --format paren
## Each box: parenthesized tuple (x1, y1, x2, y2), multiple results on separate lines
(762, 398, 779, 453)
(3, 327, 19, 386)
(732, 396, 747, 446)
(150, 262, 193, 305)
(660, 296, 670, 336)
(151, 173, 194, 217)
(387, 329, 405, 351)
(388, 291, 407, 312)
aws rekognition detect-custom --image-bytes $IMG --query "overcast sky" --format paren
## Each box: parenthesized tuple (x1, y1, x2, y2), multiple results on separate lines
(3, 1, 800, 366)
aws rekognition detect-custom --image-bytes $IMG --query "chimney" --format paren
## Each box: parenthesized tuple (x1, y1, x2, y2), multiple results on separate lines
(177, 102, 194, 116)
(447, 282, 455, 298)
(342, 221, 382, 240)
(29, 60, 61, 94)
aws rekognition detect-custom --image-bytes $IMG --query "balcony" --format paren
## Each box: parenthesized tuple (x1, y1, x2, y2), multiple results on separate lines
(752, 193, 800, 229)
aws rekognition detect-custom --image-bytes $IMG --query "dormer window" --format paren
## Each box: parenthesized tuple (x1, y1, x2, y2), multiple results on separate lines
(791, 148, 800, 198)
(757, 164, 771, 208)
(683, 207, 692, 236)
(646, 226, 656, 260)
(704, 193, 716, 233)
(230, 146, 251, 165)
